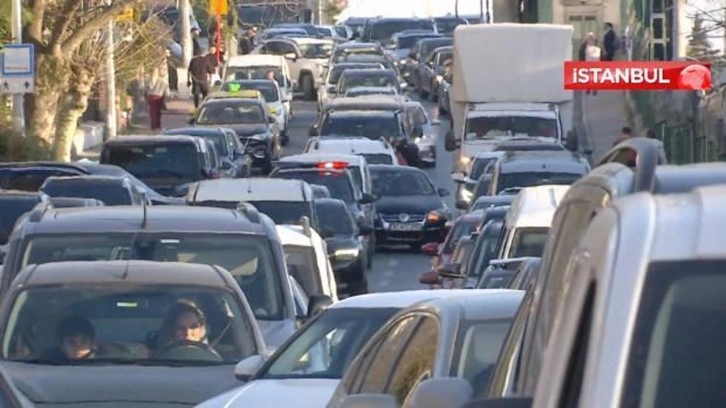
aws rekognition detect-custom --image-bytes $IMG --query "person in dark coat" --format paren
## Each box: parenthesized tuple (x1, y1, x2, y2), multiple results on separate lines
(187, 47, 214, 108)
(602, 23, 618, 61)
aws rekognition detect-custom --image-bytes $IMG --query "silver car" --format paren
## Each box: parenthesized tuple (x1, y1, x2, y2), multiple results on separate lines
(327, 290, 523, 407)
(405, 100, 440, 167)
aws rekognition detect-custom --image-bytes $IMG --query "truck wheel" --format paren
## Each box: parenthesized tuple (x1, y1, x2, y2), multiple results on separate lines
(302, 75, 316, 101)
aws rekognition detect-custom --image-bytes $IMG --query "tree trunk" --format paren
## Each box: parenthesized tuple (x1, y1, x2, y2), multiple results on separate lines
(53, 66, 95, 161)
(24, 53, 68, 147)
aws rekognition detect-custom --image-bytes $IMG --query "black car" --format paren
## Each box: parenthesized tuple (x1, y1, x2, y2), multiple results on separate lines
(162, 127, 252, 178)
(100, 135, 218, 197)
(313, 110, 407, 143)
(48, 197, 105, 208)
(40, 176, 147, 206)
(369, 164, 450, 249)
(190, 97, 280, 173)
(0, 191, 50, 247)
(314, 198, 371, 297)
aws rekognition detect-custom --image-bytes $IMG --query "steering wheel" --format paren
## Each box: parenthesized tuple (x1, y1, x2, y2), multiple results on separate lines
(155, 339, 223, 362)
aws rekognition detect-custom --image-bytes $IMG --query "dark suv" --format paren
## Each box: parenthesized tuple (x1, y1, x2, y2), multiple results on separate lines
(100, 135, 217, 197)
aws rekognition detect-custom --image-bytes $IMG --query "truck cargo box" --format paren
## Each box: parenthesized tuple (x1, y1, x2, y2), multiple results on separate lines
(451, 24, 573, 104)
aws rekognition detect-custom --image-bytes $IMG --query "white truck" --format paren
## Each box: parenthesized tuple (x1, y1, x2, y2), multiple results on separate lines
(444, 24, 577, 175)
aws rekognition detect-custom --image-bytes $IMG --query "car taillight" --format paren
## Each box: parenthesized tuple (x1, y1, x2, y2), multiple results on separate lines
(316, 161, 348, 170)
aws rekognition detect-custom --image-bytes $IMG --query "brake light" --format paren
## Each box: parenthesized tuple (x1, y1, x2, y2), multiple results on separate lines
(316, 161, 348, 170)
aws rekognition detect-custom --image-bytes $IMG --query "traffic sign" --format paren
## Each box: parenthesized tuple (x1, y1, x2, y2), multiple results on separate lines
(1, 77, 35, 94)
(208, 0, 228, 15)
(1, 44, 35, 94)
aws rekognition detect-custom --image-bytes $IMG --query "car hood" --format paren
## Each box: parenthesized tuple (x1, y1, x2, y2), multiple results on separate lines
(376, 195, 443, 214)
(198, 378, 339, 408)
(4, 361, 240, 407)
(256, 319, 297, 350)
(198, 124, 269, 138)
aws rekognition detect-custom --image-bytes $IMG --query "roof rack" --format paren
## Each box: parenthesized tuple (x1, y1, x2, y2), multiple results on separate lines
(595, 137, 667, 193)
(236, 202, 260, 223)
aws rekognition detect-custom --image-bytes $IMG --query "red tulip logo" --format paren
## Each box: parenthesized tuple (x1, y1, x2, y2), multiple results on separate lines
(677, 64, 712, 90)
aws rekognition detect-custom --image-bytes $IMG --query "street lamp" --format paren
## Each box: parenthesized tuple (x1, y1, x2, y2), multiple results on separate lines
(105, 0, 117, 139)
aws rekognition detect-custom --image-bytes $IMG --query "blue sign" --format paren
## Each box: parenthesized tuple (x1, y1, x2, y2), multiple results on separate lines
(2, 44, 35, 77)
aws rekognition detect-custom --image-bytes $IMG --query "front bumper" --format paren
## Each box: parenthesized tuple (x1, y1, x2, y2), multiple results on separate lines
(375, 221, 447, 245)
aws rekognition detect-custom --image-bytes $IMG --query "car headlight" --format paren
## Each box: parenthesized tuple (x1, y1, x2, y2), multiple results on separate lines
(335, 248, 360, 257)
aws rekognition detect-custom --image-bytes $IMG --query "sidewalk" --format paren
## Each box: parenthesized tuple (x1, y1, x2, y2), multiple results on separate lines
(581, 91, 628, 160)
(127, 96, 195, 133)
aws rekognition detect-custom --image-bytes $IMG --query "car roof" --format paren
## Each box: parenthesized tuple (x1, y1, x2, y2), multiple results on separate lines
(104, 135, 200, 146)
(412, 290, 524, 321)
(341, 68, 396, 76)
(226, 54, 285, 67)
(313, 137, 392, 154)
(370, 164, 424, 174)
(43, 175, 127, 185)
(16, 260, 230, 288)
(337, 42, 380, 49)
(290, 37, 334, 45)
(329, 289, 482, 309)
(200, 97, 264, 106)
(324, 95, 408, 110)
(332, 62, 383, 69)
(189, 178, 312, 203)
(327, 109, 397, 117)
(16, 205, 268, 235)
(347, 86, 397, 93)
(163, 127, 230, 136)
(506, 185, 569, 228)
(0, 190, 44, 199)
(474, 195, 514, 205)
(500, 153, 589, 174)
(280, 153, 365, 166)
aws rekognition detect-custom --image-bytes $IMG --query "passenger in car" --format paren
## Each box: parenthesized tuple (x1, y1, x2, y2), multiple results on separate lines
(43, 315, 97, 360)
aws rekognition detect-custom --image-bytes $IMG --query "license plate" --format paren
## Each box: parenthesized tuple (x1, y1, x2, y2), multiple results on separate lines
(389, 223, 421, 231)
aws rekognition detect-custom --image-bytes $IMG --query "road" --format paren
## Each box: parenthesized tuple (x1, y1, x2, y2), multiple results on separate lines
(281, 96, 457, 293)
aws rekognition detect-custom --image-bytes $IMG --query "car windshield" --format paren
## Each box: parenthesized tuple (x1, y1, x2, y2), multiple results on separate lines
(321, 115, 401, 140)
(222, 82, 279, 103)
(444, 220, 479, 253)
(340, 72, 397, 92)
(197, 101, 265, 125)
(465, 116, 558, 140)
(20, 234, 282, 320)
(453, 319, 512, 391)
(283, 245, 321, 298)
(499, 172, 583, 192)
(273, 171, 355, 204)
(329, 64, 381, 84)
(259, 307, 399, 379)
(41, 182, 130, 206)
(103, 144, 199, 180)
(0, 198, 39, 245)
(420, 39, 453, 58)
(315, 201, 355, 236)
(227, 66, 285, 88)
(1, 285, 257, 365)
(509, 227, 549, 258)
(471, 198, 512, 212)
(370, 20, 434, 41)
(298, 42, 333, 59)
(471, 232, 503, 278)
(360, 153, 393, 165)
(346, 88, 396, 97)
(621, 260, 726, 408)
(334, 47, 381, 62)
(437, 50, 453, 64)
(452, 240, 475, 265)
(370, 169, 435, 197)
(166, 131, 228, 156)
(396, 34, 438, 49)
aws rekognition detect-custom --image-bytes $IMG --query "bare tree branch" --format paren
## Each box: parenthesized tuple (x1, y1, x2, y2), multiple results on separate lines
(49, 0, 81, 47)
(61, 0, 139, 55)
(26, 0, 46, 43)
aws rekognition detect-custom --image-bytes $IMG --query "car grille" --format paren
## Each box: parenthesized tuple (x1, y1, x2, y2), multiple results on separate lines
(380, 213, 426, 223)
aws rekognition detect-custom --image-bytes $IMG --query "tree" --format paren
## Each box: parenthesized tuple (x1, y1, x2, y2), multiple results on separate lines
(687, 13, 724, 66)
(20, 0, 150, 159)
(322, 0, 348, 24)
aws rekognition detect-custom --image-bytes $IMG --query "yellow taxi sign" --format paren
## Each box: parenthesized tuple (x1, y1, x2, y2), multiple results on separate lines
(268, 106, 279, 115)
(207, 90, 263, 100)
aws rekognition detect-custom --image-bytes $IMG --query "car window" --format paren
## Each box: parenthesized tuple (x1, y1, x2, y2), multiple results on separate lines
(407, 105, 428, 126)
(315, 201, 355, 236)
(20, 233, 283, 320)
(455, 319, 512, 391)
(340, 72, 397, 92)
(1, 285, 257, 365)
(41, 181, 131, 206)
(261, 308, 399, 379)
(273, 171, 355, 204)
(355, 315, 419, 394)
(226, 66, 285, 88)
(386, 316, 439, 404)
(197, 101, 266, 125)
(103, 144, 200, 180)
(283, 245, 321, 297)
(264, 41, 297, 55)
(370, 169, 435, 197)
(222, 81, 280, 103)
(509, 227, 550, 258)
(320, 114, 401, 140)
(298, 42, 333, 59)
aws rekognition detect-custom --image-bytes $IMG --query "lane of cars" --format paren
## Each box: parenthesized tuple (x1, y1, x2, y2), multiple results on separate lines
(0, 15, 723, 408)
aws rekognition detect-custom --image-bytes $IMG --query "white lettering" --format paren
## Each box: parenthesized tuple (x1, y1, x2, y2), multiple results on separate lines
(572, 67, 671, 84)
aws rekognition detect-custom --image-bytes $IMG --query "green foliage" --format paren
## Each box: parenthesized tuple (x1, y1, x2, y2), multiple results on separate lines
(687, 13, 724, 67)
(0, 97, 52, 160)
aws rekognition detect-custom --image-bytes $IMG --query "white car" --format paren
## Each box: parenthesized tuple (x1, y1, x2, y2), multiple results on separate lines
(222, 54, 294, 118)
(196, 290, 479, 408)
(276, 224, 339, 302)
(221, 78, 290, 143)
(305, 137, 399, 166)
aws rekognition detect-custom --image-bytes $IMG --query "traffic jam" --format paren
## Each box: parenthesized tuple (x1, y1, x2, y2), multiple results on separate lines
(0, 15, 721, 408)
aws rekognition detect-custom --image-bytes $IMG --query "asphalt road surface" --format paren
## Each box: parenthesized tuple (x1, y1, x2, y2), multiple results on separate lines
(282, 95, 457, 293)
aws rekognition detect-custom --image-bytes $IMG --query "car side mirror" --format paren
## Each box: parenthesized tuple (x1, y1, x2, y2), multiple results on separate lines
(564, 129, 578, 151)
(306, 294, 333, 320)
(309, 124, 319, 137)
(461, 397, 534, 408)
(340, 394, 397, 408)
(359, 192, 378, 204)
(451, 172, 466, 183)
(284, 52, 297, 61)
(437, 187, 449, 196)
(407, 377, 473, 408)
(420, 242, 439, 256)
(444, 129, 459, 151)
(437, 262, 463, 278)
(456, 200, 468, 210)
(234, 354, 264, 381)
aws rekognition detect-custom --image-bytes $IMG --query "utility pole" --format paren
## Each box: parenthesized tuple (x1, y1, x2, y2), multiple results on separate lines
(105, 15, 117, 140)
(11, 0, 25, 135)
(180, 0, 192, 67)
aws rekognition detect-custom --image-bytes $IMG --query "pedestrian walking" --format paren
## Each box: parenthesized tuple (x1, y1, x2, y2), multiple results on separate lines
(145, 67, 170, 131)
(188, 48, 215, 108)
(602, 23, 618, 61)
(578, 32, 603, 95)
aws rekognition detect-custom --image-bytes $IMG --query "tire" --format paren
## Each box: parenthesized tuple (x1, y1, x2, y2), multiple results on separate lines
(261, 155, 273, 175)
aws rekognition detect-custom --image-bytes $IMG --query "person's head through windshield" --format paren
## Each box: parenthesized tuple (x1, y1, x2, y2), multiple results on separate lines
(57, 315, 96, 360)
(265, 70, 275, 81)
(159, 299, 209, 346)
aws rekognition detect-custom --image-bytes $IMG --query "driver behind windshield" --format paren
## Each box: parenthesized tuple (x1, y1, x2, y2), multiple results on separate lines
(156, 300, 216, 354)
